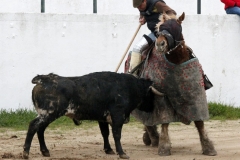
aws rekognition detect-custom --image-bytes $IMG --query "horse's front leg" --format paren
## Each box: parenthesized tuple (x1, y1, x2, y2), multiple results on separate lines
(158, 123, 171, 156)
(194, 121, 217, 156)
(144, 125, 159, 147)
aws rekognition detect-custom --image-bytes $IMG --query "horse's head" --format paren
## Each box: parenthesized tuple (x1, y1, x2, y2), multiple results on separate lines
(155, 12, 185, 54)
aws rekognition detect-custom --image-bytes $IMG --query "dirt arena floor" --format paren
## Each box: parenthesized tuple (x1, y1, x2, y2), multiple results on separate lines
(0, 120, 239, 160)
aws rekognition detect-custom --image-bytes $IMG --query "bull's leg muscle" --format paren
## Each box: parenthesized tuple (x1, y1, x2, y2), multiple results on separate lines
(37, 125, 50, 157)
(98, 122, 115, 154)
(110, 110, 129, 159)
(111, 123, 129, 159)
(23, 117, 43, 159)
(23, 115, 58, 159)
(194, 121, 217, 156)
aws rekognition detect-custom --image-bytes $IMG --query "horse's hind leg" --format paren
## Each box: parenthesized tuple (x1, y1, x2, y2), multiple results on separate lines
(144, 125, 159, 147)
(158, 123, 171, 156)
(143, 127, 151, 146)
(194, 121, 217, 156)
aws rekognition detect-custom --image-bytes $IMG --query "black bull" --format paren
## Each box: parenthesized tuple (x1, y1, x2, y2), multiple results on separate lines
(23, 72, 163, 159)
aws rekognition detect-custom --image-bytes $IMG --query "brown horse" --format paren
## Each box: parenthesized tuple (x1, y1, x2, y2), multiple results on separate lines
(125, 12, 217, 156)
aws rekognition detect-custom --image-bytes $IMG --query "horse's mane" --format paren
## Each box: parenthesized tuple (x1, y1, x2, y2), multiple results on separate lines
(155, 12, 177, 33)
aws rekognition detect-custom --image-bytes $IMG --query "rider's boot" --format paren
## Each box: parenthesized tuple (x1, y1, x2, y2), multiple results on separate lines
(129, 52, 141, 77)
(129, 34, 153, 77)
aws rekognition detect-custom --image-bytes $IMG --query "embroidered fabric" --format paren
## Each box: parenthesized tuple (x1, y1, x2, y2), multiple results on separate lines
(125, 48, 209, 125)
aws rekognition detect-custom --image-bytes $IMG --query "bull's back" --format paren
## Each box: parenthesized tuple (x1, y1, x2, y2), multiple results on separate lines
(73, 72, 153, 109)
(32, 78, 77, 114)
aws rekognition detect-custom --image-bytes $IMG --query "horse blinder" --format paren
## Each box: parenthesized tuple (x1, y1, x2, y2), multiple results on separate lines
(156, 30, 175, 50)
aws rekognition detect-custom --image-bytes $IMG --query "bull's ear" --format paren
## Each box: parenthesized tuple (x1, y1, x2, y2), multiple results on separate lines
(177, 12, 185, 24)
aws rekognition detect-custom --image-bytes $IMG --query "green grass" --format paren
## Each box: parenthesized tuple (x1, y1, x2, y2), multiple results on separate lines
(0, 102, 239, 130)
(0, 108, 98, 131)
(0, 109, 37, 130)
(208, 102, 240, 120)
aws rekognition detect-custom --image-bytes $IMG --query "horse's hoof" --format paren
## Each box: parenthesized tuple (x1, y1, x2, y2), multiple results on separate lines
(41, 150, 50, 157)
(105, 149, 115, 155)
(119, 153, 129, 159)
(203, 149, 217, 156)
(158, 149, 171, 156)
(22, 151, 29, 159)
(143, 131, 151, 146)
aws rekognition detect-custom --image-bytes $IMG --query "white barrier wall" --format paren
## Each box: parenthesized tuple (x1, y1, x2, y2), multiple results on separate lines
(0, 13, 239, 110)
(0, 0, 226, 15)
(0, 0, 40, 13)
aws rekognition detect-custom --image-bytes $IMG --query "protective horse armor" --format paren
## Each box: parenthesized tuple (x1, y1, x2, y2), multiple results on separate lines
(125, 47, 209, 125)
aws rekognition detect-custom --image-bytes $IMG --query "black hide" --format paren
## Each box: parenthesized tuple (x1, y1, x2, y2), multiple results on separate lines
(23, 72, 154, 159)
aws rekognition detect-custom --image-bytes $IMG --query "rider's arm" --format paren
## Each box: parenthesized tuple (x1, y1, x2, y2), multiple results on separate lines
(139, 14, 146, 25)
(155, 1, 177, 15)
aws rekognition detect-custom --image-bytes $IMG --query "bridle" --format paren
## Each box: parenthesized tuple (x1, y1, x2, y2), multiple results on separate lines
(156, 29, 184, 54)
(165, 40, 184, 55)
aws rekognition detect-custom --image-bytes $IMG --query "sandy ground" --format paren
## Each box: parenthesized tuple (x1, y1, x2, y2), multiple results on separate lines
(0, 120, 240, 160)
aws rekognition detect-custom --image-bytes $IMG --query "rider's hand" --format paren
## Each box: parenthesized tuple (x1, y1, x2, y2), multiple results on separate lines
(139, 17, 146, 25)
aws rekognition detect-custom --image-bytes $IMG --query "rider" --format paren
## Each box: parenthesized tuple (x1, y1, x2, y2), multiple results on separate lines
(129, 0, 177, 74)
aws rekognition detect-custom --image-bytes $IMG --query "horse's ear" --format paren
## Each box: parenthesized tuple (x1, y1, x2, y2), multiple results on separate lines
(177, 12, 185, 24)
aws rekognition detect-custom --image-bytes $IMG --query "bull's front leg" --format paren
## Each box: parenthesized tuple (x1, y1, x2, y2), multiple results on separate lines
(158, 123, 171, 156)
(23, 117, 45, 159)
(111, 122, 129, 159)
(98, 122, 115, 154)
(194, 121, 217, 156)
(23, 115, 55, 159)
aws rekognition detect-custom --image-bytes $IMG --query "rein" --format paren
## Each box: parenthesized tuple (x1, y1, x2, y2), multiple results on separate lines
(165, 40, 184, 55)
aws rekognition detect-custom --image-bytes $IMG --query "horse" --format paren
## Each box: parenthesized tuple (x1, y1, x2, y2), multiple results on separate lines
(124, 12, 217, 156)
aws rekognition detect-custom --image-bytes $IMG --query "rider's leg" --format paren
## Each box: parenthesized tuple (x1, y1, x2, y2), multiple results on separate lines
(129, 33, 155, 75)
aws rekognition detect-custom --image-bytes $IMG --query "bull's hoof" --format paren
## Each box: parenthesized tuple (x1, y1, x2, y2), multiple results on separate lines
(158, 148, 171, 156)
(143, 131, 151, 146)
(41, 150, 50, 157)
(119, 153, 129, 159)
(105, 149, 115, 155)
(22, 151, 29, 159)
(203, 149, 217, 156)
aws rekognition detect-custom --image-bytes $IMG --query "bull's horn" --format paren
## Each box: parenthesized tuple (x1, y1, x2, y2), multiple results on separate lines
(149, 86, 164, 96)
